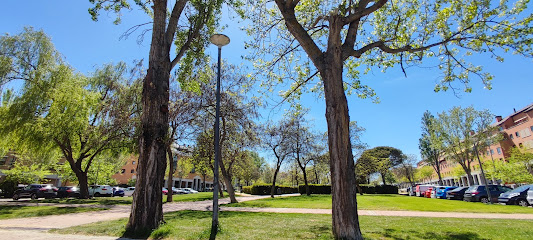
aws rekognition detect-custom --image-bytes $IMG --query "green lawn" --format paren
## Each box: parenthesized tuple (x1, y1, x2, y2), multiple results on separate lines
(227, 194, 533, 214)
(53, 210, 533, 240)
(30, 192, 224, 205)
(0, 205, 108, 219)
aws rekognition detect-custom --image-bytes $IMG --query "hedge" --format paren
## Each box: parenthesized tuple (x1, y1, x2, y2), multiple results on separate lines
(244, 184, 298, 195)
(243, 184, 398, 195)
(297, 184, 398, 195)
(298, 184, 331, 194)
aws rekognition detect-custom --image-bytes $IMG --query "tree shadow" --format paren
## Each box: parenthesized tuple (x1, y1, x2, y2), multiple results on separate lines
(381, 228, 487, 240)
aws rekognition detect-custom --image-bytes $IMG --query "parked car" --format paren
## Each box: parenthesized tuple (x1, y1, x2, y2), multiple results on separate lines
(13, 184, 58, 200)
(431, 186, 447, 198)
(527, 190, 533, 206)
(498, 184, 533, 207)
(57, 186, 80, 198)
(112, 187, 125, 197)
(171, 187, 186, 195)
(123, 187, 135, 197)
(463, 185, 512, 203)
(425, 187, 433, 198)
(416, 184, 434, 197)
(436, 186, 457, 199)
(446, 186, 468, 200)
(162, 188, 169, 195)
(182, 188, 199, 194)
(88, 185, 113, 197)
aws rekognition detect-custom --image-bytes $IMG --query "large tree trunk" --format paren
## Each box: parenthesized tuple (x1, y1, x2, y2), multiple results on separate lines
(320, 17, 363, 240)
(76, 171, 89, 199)
(271, 165, 281, 198)
(380, 172, 387, 185)
(127, 1, 169, 232)
(166, 145, 174, 202)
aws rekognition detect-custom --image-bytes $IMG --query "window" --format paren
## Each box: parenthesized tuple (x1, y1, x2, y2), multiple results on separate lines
(121, 169, 125, 174)
(531, 126, 533, 132)
(132, 161, 136, 165)
(497, 147, 502, 155)
(131, 169, 135, 173)
(490, 149, 494, 155)
(510, 134, 514, 139)
(516, 132, 520, 137)
(498, 126, 503, 131)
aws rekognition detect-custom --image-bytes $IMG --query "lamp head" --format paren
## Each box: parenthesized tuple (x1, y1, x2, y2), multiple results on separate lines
(210, 34, 230, 47)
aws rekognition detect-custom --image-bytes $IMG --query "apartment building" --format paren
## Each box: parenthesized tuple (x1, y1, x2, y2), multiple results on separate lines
(419, 103, 533, 187)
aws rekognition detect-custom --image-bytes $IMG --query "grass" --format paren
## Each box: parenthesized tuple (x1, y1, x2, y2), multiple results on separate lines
(227, 194, 533, 214)
(53, 210, 533, 240)
(29, 192, 225, 205)
(0, 205, 108, 219)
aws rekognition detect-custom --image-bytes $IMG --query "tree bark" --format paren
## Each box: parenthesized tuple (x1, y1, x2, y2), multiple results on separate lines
(76, 171, 89, 199)
(166, 145, 174, 202)
(218, 180, 224, 197)
(380, 172, 387, 185)
(219, 155, 237, 202)
(320, 16, 363, 240)
(302, 167, 310, 196)
(219, 159, 237, 203)
(126, 0, 169, 232)
(271, 165, 281, 198)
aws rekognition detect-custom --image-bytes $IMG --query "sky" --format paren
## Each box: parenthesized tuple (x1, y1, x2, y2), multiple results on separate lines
(1, 1, 532, 163)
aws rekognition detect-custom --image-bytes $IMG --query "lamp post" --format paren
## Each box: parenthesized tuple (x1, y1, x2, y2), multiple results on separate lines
(209, 33, 229, 239)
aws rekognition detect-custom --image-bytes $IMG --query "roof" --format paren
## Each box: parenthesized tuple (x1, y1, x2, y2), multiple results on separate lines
(495, 102, 533, 126)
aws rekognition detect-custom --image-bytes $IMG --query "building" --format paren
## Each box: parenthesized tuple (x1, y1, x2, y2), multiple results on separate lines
(419, 103, 533, 186)
(112, 145, 214, 191)
(0, 150, 63, 186)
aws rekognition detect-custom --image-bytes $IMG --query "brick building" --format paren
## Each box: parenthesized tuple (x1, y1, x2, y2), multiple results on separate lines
(419, 103, 533, 186)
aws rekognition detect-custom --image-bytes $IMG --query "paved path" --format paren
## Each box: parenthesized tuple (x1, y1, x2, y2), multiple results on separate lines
(1, 193, 533, 239)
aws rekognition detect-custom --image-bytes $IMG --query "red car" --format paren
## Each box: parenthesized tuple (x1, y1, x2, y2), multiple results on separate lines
(425, 187, 433, 198)
(162, 188, 168, 195)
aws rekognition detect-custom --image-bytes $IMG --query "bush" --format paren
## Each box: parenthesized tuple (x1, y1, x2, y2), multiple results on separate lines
(248, 184, 298, 195)
(359, 185, 398, 194)
(0, 179, 18, 198)
(298, 184, 331, 194)
(242, 186, 252, 194)
(294, 184, 398, 195)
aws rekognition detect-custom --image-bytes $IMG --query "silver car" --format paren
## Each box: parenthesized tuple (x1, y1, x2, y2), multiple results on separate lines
(527, 189, 533, 205)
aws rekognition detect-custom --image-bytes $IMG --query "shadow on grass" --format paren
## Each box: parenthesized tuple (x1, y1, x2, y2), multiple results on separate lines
(381, 228, 486, 240)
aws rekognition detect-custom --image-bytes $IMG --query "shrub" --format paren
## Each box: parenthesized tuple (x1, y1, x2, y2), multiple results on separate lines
(359, 185, 398, 194)
(242, 186, 252, 194)
(248, 184, 298, 195)
(298, 184, 331, 194)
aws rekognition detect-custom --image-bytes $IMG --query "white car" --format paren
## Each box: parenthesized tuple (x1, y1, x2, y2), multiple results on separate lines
(123, 187, 135, 197)
(182, 188, 199, 194)
(527, 189, 533, 205)
(88, 185, 113, 197)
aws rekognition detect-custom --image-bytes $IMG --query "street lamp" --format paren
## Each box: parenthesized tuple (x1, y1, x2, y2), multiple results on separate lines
(210, 33, 229, 239)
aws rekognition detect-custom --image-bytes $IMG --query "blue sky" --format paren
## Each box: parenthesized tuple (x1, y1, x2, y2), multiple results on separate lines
(1, 1, 532, 163)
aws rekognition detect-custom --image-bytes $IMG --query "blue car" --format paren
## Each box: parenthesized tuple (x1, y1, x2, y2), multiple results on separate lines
(436, 186, 457, 199)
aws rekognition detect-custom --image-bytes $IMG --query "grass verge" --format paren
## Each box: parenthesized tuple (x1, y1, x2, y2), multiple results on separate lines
(53, 210, 533, 239)
(227, 194, 533, 214)
(0, 205, 108, 219)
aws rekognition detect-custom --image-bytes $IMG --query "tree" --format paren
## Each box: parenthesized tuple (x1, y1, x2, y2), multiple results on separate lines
(419, 111, 444, 185)
(435, 106, 496, 186)
(415, 165, 434, 183)
(194, 63, 259, 203)
(393, 154, 417, 186)
(242, 1, 532, 238)
(262, 119, 293, 198)
(0, 28, 139, 199)
(357, 146, 405, 185)
(88, 0, 224, 232)
(485, 147, 533, 183)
